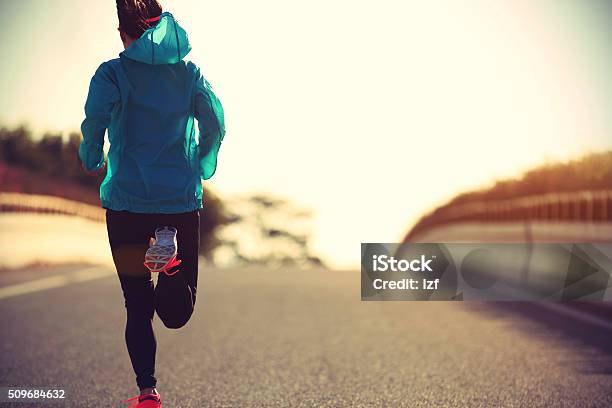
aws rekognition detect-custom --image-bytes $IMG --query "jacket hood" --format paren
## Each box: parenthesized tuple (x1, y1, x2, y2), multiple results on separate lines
(121, 12, 191, 65)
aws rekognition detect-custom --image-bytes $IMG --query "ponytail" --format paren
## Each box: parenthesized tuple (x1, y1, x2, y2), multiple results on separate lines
(116, 0, 163, 39)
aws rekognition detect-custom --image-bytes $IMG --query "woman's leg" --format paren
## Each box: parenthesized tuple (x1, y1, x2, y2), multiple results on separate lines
(106, 210, 157, 390)
(154, 210, 200, 329)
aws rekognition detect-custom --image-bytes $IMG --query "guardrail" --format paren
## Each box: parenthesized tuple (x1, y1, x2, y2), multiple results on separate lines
(0, 192, 104, 223)
(406, 190, 612, 241)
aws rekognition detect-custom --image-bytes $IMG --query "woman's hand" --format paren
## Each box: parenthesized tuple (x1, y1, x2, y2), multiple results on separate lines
(82, 161, 106, 176)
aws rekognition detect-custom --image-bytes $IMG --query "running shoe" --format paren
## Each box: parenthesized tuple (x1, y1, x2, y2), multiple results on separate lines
(144, 226, 181, 276)
(124, 392, 162, 408)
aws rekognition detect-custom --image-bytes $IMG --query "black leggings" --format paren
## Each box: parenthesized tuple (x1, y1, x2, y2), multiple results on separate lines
(106, 209, 200, 390)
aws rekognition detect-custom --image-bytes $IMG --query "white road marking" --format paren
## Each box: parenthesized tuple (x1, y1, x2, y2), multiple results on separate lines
(72, 266, 114, 282)
(0, 266, 113, 300)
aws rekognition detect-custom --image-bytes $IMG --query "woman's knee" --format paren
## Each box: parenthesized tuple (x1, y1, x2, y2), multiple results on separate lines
(120, 275, 155, 319)
(126, 301, 155, 320)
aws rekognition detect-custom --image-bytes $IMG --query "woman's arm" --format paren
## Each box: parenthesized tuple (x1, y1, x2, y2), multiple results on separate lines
(194, 69, 225, 180)
(79, 63, 119, 173)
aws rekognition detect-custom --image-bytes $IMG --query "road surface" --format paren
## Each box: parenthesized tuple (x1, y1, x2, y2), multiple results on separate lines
(1, 264, 611, 407)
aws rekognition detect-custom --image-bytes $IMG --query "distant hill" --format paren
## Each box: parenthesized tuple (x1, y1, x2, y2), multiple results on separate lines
(448, 151, 612, 206)
(0, 163, 101, 206)
(407, 151, 612, 236)
(0, 125, 104, 205)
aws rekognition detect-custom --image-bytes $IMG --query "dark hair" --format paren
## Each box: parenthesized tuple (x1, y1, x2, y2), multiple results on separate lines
(116, 0, 163, 39)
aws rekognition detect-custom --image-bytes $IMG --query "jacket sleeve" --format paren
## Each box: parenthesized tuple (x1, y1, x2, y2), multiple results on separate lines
(79, 63, 119, 172)
(194, 69, 225, 180)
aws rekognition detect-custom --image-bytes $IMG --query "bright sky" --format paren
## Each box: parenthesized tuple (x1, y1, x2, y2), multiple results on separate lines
(1, 0, 611, 269)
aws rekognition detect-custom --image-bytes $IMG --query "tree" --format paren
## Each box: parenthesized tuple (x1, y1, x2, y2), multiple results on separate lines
(216, 194, 324, 267)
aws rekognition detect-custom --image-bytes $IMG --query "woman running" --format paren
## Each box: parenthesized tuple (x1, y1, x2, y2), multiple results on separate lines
(78, 1, 225, 406)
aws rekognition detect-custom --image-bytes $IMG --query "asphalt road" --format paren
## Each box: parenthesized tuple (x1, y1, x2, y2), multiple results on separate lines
(1, 264, 611, 407)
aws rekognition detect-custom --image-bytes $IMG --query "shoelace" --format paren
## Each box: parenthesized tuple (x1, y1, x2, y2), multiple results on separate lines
(144, 256, 183, 276)
(124, 395, 139, 408)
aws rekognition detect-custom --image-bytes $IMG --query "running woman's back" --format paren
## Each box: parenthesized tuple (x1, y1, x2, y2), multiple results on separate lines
(79, 12, 225, 213)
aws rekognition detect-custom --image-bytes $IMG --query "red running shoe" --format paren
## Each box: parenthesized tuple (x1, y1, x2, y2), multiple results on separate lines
(124, 392, 162, 408)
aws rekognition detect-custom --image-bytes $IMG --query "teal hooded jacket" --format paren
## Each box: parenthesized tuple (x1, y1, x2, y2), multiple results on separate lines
(79, 12, 225, 214)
